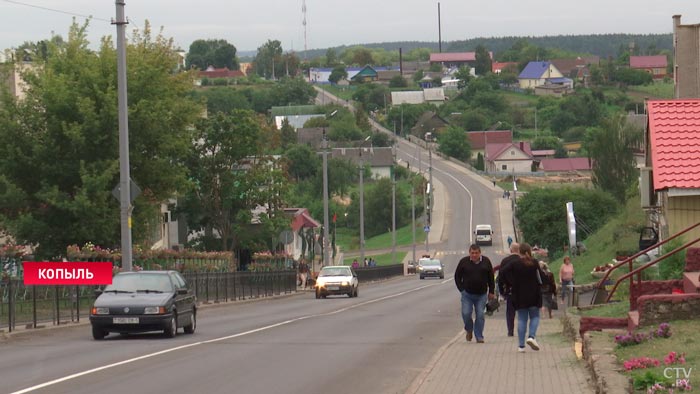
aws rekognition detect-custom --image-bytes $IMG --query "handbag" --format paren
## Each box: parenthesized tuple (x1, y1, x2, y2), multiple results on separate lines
(485, 298, 500, 315)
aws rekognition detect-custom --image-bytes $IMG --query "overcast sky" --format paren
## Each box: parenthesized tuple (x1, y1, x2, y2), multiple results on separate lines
(2, 0, 700, 55)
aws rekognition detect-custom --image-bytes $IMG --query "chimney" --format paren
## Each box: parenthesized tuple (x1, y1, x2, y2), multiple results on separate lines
(519, 141, 525, 151)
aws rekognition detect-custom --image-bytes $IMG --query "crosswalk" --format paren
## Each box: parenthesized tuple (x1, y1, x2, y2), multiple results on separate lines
(433, 249, 508, 257)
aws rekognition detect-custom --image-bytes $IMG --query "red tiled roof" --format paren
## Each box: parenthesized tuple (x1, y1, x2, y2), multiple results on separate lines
(198, 66, 245, 79)
(287, 208, 320, 231)
(647, 99, 700, 190)
(630, 55, 668, 69)
(486, 142, 532, 160)
(467, 130, 513, 149)
(539, 157, 592, 172)
(429, 52, 492, 62)
(492, 62, 518, 73)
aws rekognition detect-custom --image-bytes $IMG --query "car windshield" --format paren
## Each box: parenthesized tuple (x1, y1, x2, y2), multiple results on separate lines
(104, 273, 174, 293)
(319, 268, 351, 277)
(476, 230, 490, 235)
(422, 260, 441, 267)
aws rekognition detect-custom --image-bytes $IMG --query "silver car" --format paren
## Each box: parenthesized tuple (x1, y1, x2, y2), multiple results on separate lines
(418, 258, 444, 279)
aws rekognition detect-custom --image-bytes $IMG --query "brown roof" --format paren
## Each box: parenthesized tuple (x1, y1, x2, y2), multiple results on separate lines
(539, 158, 592, 172)
(486, 142, 532, 160)
(331, 147, 394, 167)
(198, 66, 245, 79)
(296, 127, 325, 148)
(467, 130, 513, 150)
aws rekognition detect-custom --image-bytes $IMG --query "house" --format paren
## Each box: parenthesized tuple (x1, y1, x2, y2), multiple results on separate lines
(673, 15, 700, 98)
(308, 66, 399, 84)
(492, 62, 518, 75)
(531, 149, 556, 160)
(466, 130, 513, 160)
(1, 61, 34, 100)
(538, 157, 592, 174)
(283, 207, 321, 261)
(350, 65, 379, 83)
(274, 114, 325, 130)
(429, 52, 492, 69)
(197, 66, 245, 80)
(534, 78, 574, 97)
(644, 99, 700, 242)
(391, 88, 446, 106)
(410, 111, 450, 139)
(331, 147, 394, 179)
(518, 61, 564, 89)
(630, 56, 668, 80)
(485, 142, 533, 173)
(377, 69, 402, 84)
(296, 127, 326, 149)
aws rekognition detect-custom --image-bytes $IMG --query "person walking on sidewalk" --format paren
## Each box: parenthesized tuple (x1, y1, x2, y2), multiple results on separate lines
(559, 256, 575, 305)
(500, 242, 542, 352)
(497, 242, 520, 337)
(539, 261, 558, 319)
(454, 244, 495, 343)
(298, 259, 310, 290)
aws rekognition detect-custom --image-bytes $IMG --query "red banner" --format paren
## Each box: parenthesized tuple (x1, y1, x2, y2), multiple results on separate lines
(23, 262, 114, 285)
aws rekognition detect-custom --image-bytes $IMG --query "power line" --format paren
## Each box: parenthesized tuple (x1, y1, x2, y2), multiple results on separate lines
(2, 0, 111, 23)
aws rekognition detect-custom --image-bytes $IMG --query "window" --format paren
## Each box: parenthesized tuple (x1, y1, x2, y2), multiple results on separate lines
(511, 150, 515, 155)
(501, 165, 508, 170)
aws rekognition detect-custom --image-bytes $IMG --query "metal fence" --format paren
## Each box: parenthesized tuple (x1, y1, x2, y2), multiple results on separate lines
(0, 270, 297, 333)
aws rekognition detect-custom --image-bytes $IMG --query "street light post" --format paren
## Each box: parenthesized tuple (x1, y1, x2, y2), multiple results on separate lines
(391, 144, 396, 264)
(359, 136, 371, 265)
(321, 110, 338, 268)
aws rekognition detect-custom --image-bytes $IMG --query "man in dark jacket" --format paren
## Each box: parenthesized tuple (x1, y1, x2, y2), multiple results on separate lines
(454, 244, 495, 343)
(497, 242, 520, 337)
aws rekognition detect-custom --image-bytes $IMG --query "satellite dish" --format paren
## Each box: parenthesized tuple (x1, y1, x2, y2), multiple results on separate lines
(279, 230, 294, 245)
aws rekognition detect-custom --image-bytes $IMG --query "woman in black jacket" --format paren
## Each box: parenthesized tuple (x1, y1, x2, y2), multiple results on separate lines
(500, 242, 542, 352)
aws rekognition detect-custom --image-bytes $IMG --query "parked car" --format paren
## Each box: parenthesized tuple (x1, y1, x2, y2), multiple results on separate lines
(315, 266, 358, 298)
(418, 258, 444, 279)
(89, 270, 197, 340)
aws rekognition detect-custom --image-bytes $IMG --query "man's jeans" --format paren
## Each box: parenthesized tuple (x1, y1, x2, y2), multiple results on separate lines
(516, 306, 541, 348)
(460, 291, 487, 340)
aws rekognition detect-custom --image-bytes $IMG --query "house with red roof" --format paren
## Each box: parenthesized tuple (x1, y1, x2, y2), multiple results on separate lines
(467, 130, 513, 160)
(429, 52, 492, 68)
(644, 99, 700, 241)
(485, 142, 533, 173)
(492, 62, 518, 75)
(538, 157, 592, 174)
(630, 56, 668, 80)
(284, 208, 321, 261)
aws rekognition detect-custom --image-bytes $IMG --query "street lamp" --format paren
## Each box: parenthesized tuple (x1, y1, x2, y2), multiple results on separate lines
(359, 135, 371, 265)
(321, 110, 338, 268)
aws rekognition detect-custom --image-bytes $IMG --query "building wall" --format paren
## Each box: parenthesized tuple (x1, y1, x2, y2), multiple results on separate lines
(674, 15, 700, 98)
(490, 159, 532, 173)
(667, 194, 700, 241)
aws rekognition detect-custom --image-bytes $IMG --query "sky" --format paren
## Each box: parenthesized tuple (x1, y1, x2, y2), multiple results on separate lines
(2, 0, 700, 55)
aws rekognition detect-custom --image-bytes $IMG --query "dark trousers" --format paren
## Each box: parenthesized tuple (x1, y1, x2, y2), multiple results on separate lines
(506, 295, 516, 335)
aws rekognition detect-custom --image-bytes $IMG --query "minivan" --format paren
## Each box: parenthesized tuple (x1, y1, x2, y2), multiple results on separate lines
(474, 224, 493, 246)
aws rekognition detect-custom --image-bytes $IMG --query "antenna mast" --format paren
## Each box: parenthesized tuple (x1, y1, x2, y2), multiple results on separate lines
(302, 0, 308, 58)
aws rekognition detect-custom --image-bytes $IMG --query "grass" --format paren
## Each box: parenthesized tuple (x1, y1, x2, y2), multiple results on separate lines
(575, 300, 631, 318)
(335, 222, 426, 252)
(612, 320, 700, 393)
(627, 81, 674, 100)
(342, 251, 408, 267)
(318, 84, 355, 101)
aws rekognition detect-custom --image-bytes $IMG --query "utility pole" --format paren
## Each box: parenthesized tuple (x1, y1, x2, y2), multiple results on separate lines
(359, 136, 371, 265)
(411, 179, 416, 266)
(321, 131, 330, 268)
(391, 144, 396, 264)
(114, 0, 133, 271)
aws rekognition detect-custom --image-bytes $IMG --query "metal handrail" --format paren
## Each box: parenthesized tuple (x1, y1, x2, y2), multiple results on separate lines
(590, 221, 700, 305)
(604, 236, 700, 305)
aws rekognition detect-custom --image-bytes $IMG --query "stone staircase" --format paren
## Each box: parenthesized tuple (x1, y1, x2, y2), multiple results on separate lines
(579, 247, 700, 336)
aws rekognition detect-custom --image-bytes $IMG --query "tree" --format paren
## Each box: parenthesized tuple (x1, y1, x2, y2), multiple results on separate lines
(279, 118, 296, 149)
(328, 65, 348, 84)
(284, 144, 318, 181)
(584, 115, 642, 202)
(437, 126, 471, 162)
(325, 48, 338, 67)
(0, 20, 202, 258)
(474, 44, 492, 76)
(363, 178, 409, 237)
(186, 39, 239, 70)
(253, 39, 284, 79)
(193, 87, 251, 115)
(388, 75, 408, 88)
(454, 66, 472, 89)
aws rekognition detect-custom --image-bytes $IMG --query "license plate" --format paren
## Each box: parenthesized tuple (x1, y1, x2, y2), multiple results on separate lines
(113, 317, 139, 324)
(327, 286, 339, 291)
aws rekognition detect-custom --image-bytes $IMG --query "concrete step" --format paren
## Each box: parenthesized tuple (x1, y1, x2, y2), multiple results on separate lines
(683, 271, 700, 294)
(627, 310, 639, 332)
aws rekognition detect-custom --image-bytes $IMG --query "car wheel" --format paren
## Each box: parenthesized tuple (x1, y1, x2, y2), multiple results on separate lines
(354, 287, 358, 297)
(164, 314, 177, 338)
(440, 275, 445, 279)
(92, 325, 106, 340)
(420, 275, 424, 280)
(183, 311, 196, 334)
(315, 290, 321, 299)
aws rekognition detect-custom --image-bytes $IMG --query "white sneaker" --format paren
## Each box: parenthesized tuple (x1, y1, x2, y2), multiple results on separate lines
(526, 337, 540, 351)
(518, 347, 525, 353)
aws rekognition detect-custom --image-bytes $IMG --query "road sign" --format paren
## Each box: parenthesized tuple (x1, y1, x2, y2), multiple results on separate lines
(111, 179, 142, 204)
(424, 225, 430, 233)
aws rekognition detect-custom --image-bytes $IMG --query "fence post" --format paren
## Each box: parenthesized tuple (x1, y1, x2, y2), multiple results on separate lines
(54, 286, 60, 326)
(32, 285, 37, 329)
(8, 279, 14, 332)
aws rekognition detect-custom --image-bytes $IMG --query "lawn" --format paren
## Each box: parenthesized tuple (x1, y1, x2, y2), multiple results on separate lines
(611, 319, 700, 393)
(335, 222, 426, 252)
(627, 81, 674, 100)
(342, 251, 408, 267)
(318, 84, 356, 101)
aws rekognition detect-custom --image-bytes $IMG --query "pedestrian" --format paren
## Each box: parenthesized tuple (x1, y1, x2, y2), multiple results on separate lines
(500, 242, 542, 352)
(507, 235, 513, 248)
(492, 177, 497, 187)
(298, 259, 310, 290)
(559, 256, 575, 305)
(351, 259, 359, 269)
(363, 258, 368, 267)
(454, 244, 496, 343)
(539, 261, 557, 319)
(497, 242, 519, 337)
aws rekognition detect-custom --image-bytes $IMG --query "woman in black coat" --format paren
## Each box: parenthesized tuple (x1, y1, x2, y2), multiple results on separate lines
(500, 242, 542, 352)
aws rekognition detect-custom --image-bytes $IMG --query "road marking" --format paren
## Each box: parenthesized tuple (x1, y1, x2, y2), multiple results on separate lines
(9, 281, 449, 394)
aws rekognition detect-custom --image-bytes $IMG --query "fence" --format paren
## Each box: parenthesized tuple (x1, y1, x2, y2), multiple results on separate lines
(0, 270, 296, 333)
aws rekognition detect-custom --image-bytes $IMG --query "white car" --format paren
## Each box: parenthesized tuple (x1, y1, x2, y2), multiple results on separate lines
(315, 266, 359, 298)
(417, 258, 445, 279)
(474, 224, 493, 246)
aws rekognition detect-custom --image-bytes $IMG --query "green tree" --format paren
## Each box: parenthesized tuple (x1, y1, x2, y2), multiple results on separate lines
(352, 83, 389, 112)
(454, 66, 472, 89)
(253, 39, 283, 79)
(193, 87, 251, 115)
(475, 153, 485, 170)
(388, 75, 408, 88)
(363, 178, 409, 237)
(284, 144, 318, 181)
(279, 118, 296, 149)
(271, 77, 317, 106)
(584, 115, 642, 202)
(186, 39, 239, 70)
(437, 126, 471, 162)
(516, 188, 619, 250)
(0, 21, 202, 258)
(328, 65, 348, 84)
(325, 48, 338, 67)
(474, 44, 492, 76)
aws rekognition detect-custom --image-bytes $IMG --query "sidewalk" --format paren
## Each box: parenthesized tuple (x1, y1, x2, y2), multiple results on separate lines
(406, 312, 594, 394)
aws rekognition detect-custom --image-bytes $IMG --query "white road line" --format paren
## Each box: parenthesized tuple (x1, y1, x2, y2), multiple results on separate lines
(10, 282, 447, 394)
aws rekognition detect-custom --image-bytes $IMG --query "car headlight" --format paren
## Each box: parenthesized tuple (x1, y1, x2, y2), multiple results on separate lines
(92, 307, 109, 315)
(418, 266, 424, 271)
(315, 281, 325, 288)
(144, 306, 166, 314)
(341, 281, 349, 286)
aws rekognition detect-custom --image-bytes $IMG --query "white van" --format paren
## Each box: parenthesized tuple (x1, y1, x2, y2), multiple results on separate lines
(474, 224, 493, 246)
